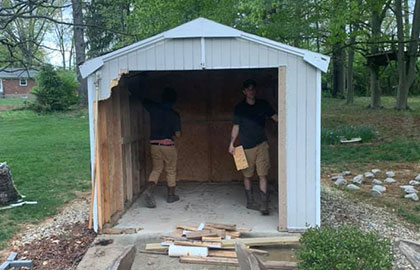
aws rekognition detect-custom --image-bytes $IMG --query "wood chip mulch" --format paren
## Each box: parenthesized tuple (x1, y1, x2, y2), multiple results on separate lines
(11, 221, 96, 270)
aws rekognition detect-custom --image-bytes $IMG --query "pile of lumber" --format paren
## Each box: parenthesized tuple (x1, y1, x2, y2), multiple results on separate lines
(144, 222, 300, 270)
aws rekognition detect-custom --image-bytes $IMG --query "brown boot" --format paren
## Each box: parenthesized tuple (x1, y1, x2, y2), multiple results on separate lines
(245, 189, 259, 210)
(144, 182, 156, 208)
(167, 186, 180, 203)
(260, 191, 269, 215)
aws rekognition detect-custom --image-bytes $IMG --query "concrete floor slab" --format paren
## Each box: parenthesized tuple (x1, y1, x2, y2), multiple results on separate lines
(115, 182, 280, 234)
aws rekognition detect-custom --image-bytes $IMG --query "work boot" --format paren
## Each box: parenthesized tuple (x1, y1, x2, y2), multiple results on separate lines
(260, 191, 269, 215)
(245, 189, 259, 210)
(167, 186, 180, 203)
(144, 182, 156, 208)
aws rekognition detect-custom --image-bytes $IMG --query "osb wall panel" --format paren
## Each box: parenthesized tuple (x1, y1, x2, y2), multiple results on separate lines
(129, 69, 278, 183)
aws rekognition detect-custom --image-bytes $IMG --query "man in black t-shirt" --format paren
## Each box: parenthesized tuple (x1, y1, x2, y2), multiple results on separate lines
(229, 79, 278, 215)
(141, 88, 181, 208)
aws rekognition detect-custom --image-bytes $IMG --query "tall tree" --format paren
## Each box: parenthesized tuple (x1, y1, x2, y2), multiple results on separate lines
(394, 0, 420, 109)
(0, 0, 55, 68)
(367, 0, 391, 109)
(71, 0, 87, 103)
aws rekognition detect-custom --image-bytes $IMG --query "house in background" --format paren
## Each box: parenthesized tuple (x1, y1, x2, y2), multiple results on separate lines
(0, 68, 38, 97)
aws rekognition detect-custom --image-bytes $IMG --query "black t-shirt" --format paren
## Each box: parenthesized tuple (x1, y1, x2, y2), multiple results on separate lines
(143, 99, 181, 140)
(233, 99, 276, 149)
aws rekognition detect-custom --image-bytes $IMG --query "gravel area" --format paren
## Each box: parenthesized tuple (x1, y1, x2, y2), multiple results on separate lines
(11, 196, 90, 247)
(322, 185, 420, 270)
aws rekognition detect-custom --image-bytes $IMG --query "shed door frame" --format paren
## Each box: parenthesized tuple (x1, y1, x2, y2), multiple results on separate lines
(278, 66, 287, 231)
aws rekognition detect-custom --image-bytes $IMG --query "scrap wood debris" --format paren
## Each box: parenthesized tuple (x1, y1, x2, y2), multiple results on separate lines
(143, 222, 300, 269)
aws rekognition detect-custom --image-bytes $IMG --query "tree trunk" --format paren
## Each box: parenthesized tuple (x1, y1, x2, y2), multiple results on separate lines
(346, 42, 355, 104)
(395, 0, 420, 110)
(72, 0, 87, 104)
(369, 9, 382, 108)
(369, 64, 382, 108)
(332, 43, 345, 98)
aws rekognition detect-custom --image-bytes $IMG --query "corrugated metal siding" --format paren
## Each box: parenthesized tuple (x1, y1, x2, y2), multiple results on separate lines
(285, 55, 318, 229)
(91, 36, 320, 229)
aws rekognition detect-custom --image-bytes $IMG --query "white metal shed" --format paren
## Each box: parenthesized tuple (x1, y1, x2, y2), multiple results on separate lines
(80, 17, 330, 232)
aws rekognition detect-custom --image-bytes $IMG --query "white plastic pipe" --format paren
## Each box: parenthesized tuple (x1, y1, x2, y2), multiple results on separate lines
(168, 245, 208, 257)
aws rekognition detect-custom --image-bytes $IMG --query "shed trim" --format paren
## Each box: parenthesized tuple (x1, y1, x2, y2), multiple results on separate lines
(80, 18, 330, 79)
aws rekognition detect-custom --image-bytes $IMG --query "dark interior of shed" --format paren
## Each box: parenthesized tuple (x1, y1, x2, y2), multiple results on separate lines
(124, 68, 279, 189)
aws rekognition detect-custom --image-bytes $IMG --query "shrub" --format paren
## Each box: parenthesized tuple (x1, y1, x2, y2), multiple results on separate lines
(30, 65, 78, 112)
(321, 125, 377, 145)
(297, 226, 393, 270)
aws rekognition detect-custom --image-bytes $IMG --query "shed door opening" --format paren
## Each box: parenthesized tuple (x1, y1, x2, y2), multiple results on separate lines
(126, 68, 279, 186)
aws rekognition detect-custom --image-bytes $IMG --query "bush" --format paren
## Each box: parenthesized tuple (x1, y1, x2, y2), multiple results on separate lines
(30, 65, 78, 112)
(321, 125, 377, 145)
(297, 226, 393, 270)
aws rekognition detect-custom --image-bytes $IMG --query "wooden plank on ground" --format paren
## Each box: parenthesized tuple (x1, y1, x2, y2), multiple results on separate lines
(202, 236, 222, 242)
(205, 222, 236, 231)
(208, 250, 237, 258)
(174, 240, 222, 248)
(186, 230, 219, 240)
(226, 231, 241, 239)
(145, 243, 168, 252)
(179, 257, 297, 269)
(222, 236, 301, 248)
(176, 225, 198, 231)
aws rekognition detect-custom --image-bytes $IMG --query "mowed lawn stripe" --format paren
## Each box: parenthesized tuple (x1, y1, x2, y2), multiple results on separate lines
(0, 109, 90, 249)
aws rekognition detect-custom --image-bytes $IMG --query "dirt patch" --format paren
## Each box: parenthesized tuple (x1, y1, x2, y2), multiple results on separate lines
(0, 105, 22, 111)
(10, 221, 96, 270)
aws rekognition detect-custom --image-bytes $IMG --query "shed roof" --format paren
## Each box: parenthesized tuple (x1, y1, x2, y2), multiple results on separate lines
(0, 68, 37, 79)
(80, 17, 330, 78)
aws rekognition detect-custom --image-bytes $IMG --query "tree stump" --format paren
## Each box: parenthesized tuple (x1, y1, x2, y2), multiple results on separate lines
(0, 163, 20, 205)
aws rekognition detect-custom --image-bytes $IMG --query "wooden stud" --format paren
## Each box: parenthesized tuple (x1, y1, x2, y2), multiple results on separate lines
(278, 66, 288, 231)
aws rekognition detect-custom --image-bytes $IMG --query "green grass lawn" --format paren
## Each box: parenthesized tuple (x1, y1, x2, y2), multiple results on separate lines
(322, 96, 420, 165)
(322, 96, 420, 229)
(0, 97, 30, 106)
(0, 108, 90, 249)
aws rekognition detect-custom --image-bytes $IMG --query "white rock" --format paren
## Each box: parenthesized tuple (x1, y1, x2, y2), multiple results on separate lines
(346, 184, 360, 190)
(352, 175, 364, 185)
(409, 180, 420, 186)
(400, 185, 418, 194)
(335, 178, 347, 187)
(371, 169, 381, 174)
(331, 175, 344, 181)
(372, 179, 383, 185)
(405, 193, 419, 201)
(364, 172, 374, 178)
(342, 171, 351, 176)
(385, 177, 396, 184)
(372, 185, 386, 193)
(386, 171, 395, 177)
(415, 174, 420, 181)
(370, 189, 382, 197)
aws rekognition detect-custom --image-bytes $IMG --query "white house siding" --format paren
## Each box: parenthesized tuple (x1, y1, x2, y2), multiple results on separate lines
(89, 36, 321, 230)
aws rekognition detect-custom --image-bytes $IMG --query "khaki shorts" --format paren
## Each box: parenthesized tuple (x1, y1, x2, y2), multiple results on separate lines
(241, 141, 271, 178)
(148, 145, 177, 187)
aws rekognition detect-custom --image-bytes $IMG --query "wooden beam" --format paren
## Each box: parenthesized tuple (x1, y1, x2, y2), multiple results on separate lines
(221, 236, 300, 248)
(278, 66, 288, 231)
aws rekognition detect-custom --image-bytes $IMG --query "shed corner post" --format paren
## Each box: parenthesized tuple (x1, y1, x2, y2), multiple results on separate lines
(278, 66, 288, 232)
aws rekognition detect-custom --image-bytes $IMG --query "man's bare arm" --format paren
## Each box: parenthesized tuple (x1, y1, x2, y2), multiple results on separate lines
(228, 125, 239, 155)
